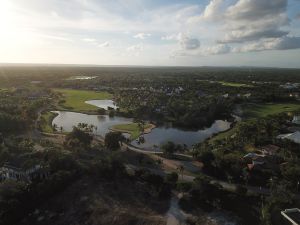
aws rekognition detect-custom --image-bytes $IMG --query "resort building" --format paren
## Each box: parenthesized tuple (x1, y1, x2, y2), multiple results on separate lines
(281, 208, 300, 225)
(0, 163, 49, 183)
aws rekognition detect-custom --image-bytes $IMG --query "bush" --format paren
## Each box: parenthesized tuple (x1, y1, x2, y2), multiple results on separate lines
(176, 182, 193, 192)
(165, 172, 178, 184)
(104, 132, 123, 150)
(235, 184, 248, 196)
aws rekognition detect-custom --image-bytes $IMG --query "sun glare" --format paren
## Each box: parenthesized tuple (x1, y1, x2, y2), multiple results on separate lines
(0, 0, 12, 29)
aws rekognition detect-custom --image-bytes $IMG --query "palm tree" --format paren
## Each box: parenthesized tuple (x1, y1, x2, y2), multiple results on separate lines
(178, 165, 184, 180)
(52, 124, 58, 132)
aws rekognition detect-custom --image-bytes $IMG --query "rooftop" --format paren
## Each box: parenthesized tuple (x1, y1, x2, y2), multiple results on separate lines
(281, 208, 300, 225)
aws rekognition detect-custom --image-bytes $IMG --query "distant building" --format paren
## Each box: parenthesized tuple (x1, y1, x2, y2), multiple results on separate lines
(0, 163, 49, 183)
(281, 208, 300, 225)
(280, 83, 300, 89)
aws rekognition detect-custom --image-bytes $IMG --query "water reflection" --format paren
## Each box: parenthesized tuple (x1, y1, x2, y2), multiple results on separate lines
(52, 111, 231, 149)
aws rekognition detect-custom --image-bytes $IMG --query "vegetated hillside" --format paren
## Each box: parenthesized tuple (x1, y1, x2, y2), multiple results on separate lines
(19, 176, 169, 225)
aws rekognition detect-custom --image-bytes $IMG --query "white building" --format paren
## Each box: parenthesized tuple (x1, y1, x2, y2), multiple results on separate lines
(292, 115, 300, 125)
(278, 131, 300, 144)
(0, 163, 49, 182)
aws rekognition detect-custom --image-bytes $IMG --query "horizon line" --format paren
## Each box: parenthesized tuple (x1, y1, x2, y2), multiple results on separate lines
(0, 62, 300, 70)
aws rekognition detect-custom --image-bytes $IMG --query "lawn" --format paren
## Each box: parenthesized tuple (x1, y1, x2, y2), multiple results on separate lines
(110, 123, 155, 140)
(54, 88, 112, 111)
(208, 125, 238, 144)
(40, 111, 57, 133)
(219, 81, 253, 88)
(243, 103, 300, 118)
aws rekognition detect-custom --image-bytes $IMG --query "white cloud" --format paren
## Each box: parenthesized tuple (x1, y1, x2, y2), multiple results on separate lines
(98, 41, 110, 48)
(235, 36, 300, 52)
(180, 36, 200, 50)
(133, 33, 151, 40)
(82, 38, 97, 43)
(161, 34, 180, 41)
(204, 44, 231, 55)
(201, 0, 224, 21)
(127, 44, 143, 51)
(162, 33, 200, 50)
(220, 0, 289, 43)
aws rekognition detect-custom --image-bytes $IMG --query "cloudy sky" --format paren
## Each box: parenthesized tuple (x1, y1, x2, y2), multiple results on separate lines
(1, 0, 300, 67)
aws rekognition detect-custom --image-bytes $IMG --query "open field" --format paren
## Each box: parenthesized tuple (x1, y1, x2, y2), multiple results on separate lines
(219, 81, 254, 87)
(243, 103, 300, 118)
(110, 123, 155, 140)
(54, 88, 112, 111)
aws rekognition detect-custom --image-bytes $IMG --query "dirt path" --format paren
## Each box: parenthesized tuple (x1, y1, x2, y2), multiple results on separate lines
(166, 193, 188, 225)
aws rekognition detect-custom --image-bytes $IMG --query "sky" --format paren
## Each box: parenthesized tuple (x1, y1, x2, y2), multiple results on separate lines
(0, 0, 300, 67)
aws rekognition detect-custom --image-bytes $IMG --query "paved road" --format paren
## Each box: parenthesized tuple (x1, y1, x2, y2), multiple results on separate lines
(125, 164, 270, 195)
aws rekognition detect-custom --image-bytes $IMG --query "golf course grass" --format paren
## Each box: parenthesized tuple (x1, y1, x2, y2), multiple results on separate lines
(219, 81, 253, 88)
(110, 123, 155, 140)
(243, 103, 300, 118)
(54, 88, 112, 111)
(209, 102, 300, 143)
(40, 111, 57, 133)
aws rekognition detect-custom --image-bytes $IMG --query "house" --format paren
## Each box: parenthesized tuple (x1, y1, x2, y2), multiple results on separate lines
(243, 93, 251, 98)
(278, 131, 300, 144)
(247, 156, 280, 172)
(292, 115, 300, 125)
(243, 152, 264, 159)
(0, 163, 49, 183)
(260, 145, 280, 156)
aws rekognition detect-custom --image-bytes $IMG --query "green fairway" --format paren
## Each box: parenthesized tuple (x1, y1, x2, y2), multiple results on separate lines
(219, 81, 253, 87)
(209, 103, 300, 143)
(208, 125, 238, 144)
(54, 88, 112, 111)
(243, 103, 300, 118)
(110, 123, 155, 140)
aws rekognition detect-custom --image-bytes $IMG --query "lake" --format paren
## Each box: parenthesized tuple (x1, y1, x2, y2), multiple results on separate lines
(131, 120, 231, 150)
(52, 111, 132, 137)
(85, 100, 118, 110)
(52, 111, 231, 149)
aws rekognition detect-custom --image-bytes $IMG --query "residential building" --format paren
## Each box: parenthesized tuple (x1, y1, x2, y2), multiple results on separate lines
(261, 145, 280, 156)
